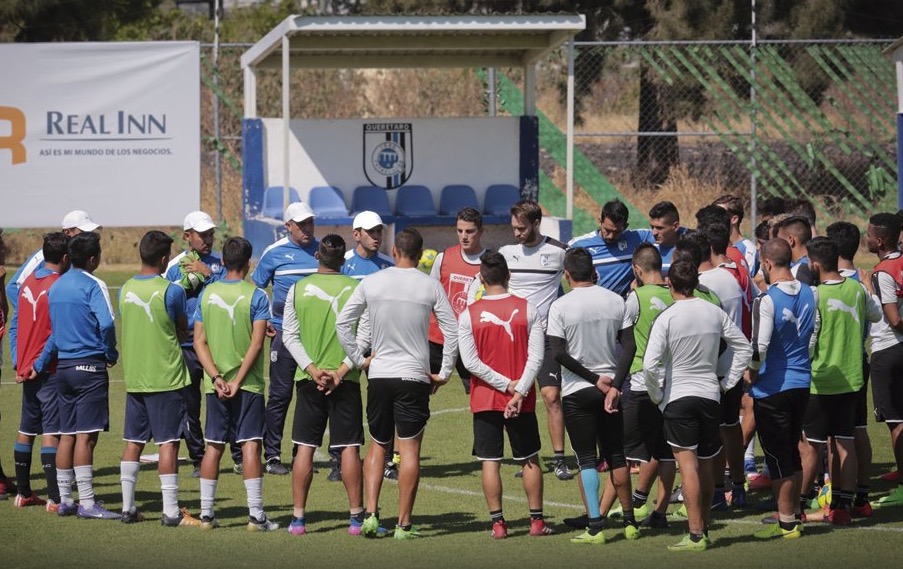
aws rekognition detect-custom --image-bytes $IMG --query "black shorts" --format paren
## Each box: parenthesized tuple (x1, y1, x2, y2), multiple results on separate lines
(870, 342, 903, 423)
(754, 388, 808, 479)
(662, 396, 722, 459)
(205, 391, 265, 444)
(856, 357, 870, 429)
(536, 335, 562, 389)
(292, 380, 364, 449)
(18, 372, 61, 436)
(472, 411, 541, 461)
(366, 377, 431, 444)
(622, 388, 673, 462)
(123, 389, 187, 445)
(803, 392, 858, 442)
(562, 387, 626, 471)
(720, 381, 743, 427)
(56, 357, 110, 435)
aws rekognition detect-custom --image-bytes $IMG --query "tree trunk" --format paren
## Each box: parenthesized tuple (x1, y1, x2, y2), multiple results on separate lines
(636, 62, 679, 188)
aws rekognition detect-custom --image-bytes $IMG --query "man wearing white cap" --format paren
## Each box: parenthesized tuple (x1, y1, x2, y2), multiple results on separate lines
(252, 202, 319, 475)
(6, 211, 99, 371)
(165, 211, 227, 477)
(342, 211, 394, 279)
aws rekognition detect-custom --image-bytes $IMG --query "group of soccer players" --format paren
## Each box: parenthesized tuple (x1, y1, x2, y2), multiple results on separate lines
(1, 191, 902, 550)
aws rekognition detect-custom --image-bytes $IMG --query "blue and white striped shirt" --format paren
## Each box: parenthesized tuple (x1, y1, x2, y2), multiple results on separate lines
(251, 237, 319, 330)
(341, 248, 394, 279)
(568, 229, 654, 297)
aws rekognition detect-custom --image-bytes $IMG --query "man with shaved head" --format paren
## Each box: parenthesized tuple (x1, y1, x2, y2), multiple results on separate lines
(748, 239, 815, 540)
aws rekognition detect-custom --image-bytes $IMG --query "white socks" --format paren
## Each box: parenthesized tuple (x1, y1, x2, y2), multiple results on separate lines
(160, 473, 179, 518)
(200, 478, 218, 519)
(57, 468, 75, 505)
(244, 477, 263, 521)
(74, 465, 94, 508)
(120, 461, 140, 514)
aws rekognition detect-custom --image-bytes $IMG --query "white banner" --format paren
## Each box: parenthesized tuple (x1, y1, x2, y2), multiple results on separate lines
(0, 42, 200, 228)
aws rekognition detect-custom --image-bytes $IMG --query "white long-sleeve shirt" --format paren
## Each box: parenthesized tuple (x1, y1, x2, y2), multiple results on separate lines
(457, 294, 544, 397)
(644, 297, 752, 409)
(336, 266, 458, 383)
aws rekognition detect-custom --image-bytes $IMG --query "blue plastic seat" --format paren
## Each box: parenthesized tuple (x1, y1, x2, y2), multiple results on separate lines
(262, 186, 300, 219)
(484, 184, 521, 217)
(309, 185, 349, 218)
(351, 186, 394, 219)
(395, 185, 436, 217)
(439, 184, 479, 216)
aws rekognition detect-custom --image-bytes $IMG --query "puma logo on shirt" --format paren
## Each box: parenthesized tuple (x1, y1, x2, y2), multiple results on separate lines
(123, 291, 161, 322)
(479, 309, 520, 342)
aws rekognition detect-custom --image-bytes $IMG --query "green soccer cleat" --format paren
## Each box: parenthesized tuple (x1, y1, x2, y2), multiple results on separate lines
(393, 525, 423, 540)
(754, 523, 801, 540)
(608, 502, 649, 520)
(876, 486, 903, 507)
(570, 529, 606, 544)
(667, 534, 708, 552)
(624, 523, 641, 540)
(361, 513, 381, 538)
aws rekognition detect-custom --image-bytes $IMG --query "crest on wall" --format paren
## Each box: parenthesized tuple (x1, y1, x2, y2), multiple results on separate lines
(363, 123, 413, 190)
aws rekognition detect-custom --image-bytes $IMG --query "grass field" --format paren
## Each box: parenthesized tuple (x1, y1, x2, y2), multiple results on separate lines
(2, 267, 903, 569)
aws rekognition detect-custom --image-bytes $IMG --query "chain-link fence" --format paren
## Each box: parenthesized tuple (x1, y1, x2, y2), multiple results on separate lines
(200, 39, 899, 237)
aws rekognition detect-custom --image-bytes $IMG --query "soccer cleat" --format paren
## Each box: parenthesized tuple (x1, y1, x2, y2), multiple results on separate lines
(669, 485, 684, 503)
(731, 486, 748, 508)
(851, 502, 873, 517)
(754, 523, 801, 540)
(670, 505, 688, 519)
(191, 465, 202, 479)
(529, 519, 555, 536)
(879, 469, 900, 482)
(553, 460, 574, 481)
(327, 464, 342, 482)
(513, 469, 524, 479)
(667, 534, 708, 552)
(0, 476, 18, 498)
(623, 523, 641, 540)
(361, 513, 381, 538)
(57, 501, 78, 517)
(563, 513, 589, 529)
(265, 459, 290, 476)
(640, 511, 668, 529)
(77, 503, 122, 520)
(571, 529, 606, 544)
(393, 525, 422, 540)
(383, 463, 399, 481)
(761, 512, 807, 525)
(200, 515, 220, 530)
(247, 514, 280, 532)
(747, 473, 772, 492)
(711, 495, 729, 511)
(826, 508, 851, 526)
(161, 507, 201, 527)
(45, 499, 60, 514)
(120, 509, 146, 524)
(744, 457, 758, 476)
(14, 493, 47, 508)
(609, 502, 648, 520)
(876, 486, 903, 507)
(233, 462, 244, 475)
(289, 517, 307, 535)
(490, 519, 508, 540)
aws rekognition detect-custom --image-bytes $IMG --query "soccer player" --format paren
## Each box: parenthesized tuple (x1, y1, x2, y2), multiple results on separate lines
(458, 251, 546, 539)
(336, 228, 458, 540)
(614, 243, 678, 530)
(713, 194, 759, 279)
(252, 202, 319, 476)
(429, 207, 487, 396)
(194, 236, 277, 531)
(548, 248, 637, 544)
(32, 232, 119, 519)
(865, 213, 903, 506)
(6, 210, 98, 374)
(283, 235, 367, 536)
(164, 211, 227, 478)
(644, 260, 751, 551)
(773, 216, 813, 285)
(648, 201, 687, 275)
(11, 232, 69, 510)
(340, 211, 395, 482)
(118, 231, 198, 527)
(826, 220, 876, 512)
(800, 237, 881, 523)
(748, 239, 815, 540)
(502, 199, 572, 480)
(569, 199, 654, 296)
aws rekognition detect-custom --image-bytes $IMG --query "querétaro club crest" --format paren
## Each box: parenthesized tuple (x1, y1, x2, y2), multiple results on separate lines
(363, 123, 413, 190)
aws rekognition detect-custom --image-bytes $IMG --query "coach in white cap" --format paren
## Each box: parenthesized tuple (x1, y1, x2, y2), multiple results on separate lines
(6, 210, 100, 370)
(251, 202, 320, 476)
(342, 211, 394, 280)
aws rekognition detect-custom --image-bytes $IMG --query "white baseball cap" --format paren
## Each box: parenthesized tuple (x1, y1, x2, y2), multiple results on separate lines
(61, 210, 99, 232)
(284, 202, 315, 223)
(183, 211, 216, 232)
(353, 211, 384, 230)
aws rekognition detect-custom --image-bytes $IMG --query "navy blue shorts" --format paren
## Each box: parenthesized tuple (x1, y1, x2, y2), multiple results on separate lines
(205, 391, 265, 445)
(56, 358, 110, 435)
(123, 389, 187, 445)
(19, 372, 61, 436)
(292, 379, 364, 449)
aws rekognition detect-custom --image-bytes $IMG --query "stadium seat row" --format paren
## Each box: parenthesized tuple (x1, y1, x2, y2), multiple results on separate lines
(261, 183, 521, 225)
